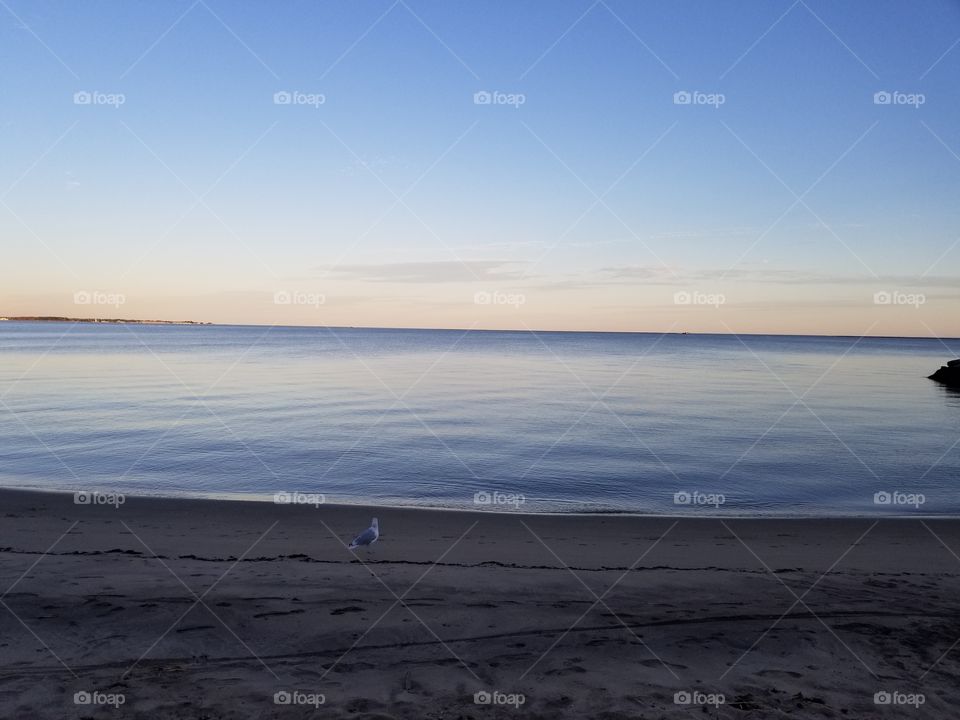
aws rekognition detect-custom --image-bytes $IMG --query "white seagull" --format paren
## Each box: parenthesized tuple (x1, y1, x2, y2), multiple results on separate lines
(348, 517, 379, 551)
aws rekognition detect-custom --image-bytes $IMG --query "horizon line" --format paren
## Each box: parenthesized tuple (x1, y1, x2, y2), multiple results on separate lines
(3, 317, 959, 343)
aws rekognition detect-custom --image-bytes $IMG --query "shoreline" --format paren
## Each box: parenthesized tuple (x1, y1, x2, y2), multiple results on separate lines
(0, 484, 953, 520)
(0, 316, 210, 325)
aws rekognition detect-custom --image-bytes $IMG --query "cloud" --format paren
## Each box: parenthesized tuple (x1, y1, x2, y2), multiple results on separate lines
(596, 265, 960, 287)
(317, 260, 527, 283)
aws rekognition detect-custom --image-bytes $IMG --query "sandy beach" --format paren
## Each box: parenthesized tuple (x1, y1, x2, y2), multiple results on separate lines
(0, 488, 958, 718)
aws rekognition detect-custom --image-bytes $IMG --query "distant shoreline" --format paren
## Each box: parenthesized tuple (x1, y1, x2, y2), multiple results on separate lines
(0, 316, 211, 325)
(0, 316, 956, 340)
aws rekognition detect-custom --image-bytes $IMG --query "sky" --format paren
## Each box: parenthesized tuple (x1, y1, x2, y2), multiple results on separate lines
(1, 0, 959, 337)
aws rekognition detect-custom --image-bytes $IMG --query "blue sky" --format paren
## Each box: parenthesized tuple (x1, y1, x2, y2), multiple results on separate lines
(2, 0, 959, 335)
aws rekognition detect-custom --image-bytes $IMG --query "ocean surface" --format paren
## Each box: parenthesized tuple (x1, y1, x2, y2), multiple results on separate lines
(0, 322, 958, 516)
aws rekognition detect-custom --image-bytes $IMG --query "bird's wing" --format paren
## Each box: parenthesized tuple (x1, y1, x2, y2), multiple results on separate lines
(350, 526, 377, 547)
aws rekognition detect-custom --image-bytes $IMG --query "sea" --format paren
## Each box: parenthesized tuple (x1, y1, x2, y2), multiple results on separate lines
(1, 321, 958, 516)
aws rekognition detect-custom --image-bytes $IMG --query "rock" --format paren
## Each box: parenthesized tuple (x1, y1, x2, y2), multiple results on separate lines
(930, 362, 960, 387)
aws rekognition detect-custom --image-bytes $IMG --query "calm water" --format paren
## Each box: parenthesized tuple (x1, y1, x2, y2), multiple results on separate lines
(0, 322, 958, 515)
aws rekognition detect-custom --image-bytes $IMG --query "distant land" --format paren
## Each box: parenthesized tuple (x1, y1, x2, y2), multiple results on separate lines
(0, 316, 211, 325)
(0, 317, 957, 340)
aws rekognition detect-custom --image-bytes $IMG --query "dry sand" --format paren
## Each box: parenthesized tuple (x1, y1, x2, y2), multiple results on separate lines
(0, 488, 958, 718)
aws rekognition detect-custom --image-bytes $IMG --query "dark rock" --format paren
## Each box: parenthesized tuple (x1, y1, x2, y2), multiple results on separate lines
(929, 362, 960, 387)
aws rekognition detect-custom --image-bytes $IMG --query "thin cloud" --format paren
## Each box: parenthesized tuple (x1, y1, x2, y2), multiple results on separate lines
(317, 260, 528, 284)
(597, 265, 960, 287)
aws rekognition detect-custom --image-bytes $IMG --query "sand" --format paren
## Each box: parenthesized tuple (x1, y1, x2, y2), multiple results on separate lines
(0, 488, 958, 718)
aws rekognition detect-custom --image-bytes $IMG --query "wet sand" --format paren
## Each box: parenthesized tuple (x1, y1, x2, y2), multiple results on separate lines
(0, 488, 958, 718)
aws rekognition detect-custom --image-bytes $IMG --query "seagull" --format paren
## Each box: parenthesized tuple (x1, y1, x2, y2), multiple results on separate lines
(348, 517, 379, 551)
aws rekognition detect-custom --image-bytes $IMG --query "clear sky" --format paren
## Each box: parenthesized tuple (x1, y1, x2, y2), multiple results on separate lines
(2, 0, 959, 336)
